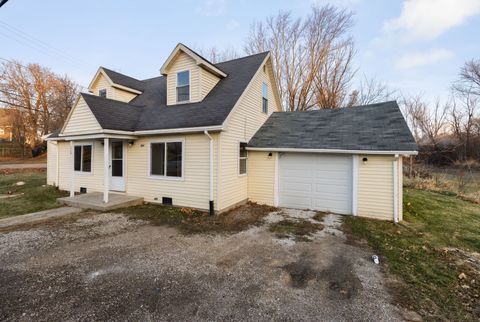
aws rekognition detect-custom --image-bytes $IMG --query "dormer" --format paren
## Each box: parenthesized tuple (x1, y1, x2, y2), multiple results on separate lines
(88, 67, 144, 103)
(160, 43, 227, 106)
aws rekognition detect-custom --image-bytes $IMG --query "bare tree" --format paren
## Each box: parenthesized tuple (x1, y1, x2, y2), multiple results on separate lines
(451, 91, 479, 159)
(244, 5, 355, 111)
(347, 75, 397, 107)
(453, 59, 480, 96)
(0, 60, 79, 146)
(197, 46, 240, 64)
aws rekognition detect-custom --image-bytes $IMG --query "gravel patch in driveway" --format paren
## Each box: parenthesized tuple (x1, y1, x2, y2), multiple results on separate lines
(0, 208, 402, 321)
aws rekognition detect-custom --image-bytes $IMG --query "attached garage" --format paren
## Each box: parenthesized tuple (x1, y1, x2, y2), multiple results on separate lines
(246, 101, 418, 221)
(278, 153, 352, 214)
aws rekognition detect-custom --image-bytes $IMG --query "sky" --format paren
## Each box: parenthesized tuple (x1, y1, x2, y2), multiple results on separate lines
(1, 0, 479, 103)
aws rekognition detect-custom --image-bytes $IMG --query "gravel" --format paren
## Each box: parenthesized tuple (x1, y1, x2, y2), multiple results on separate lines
(0, 209, 403, 321)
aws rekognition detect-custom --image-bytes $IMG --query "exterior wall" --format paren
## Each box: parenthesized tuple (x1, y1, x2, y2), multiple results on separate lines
(398, 157, 403, 221)
(46, 141, 58, 186)
(200, 67, 220, 100)
(218, 58, 281, 210)
(166, 52, 201, 105)
(126, 133, 219, 210)
(90, 72, 137, 103)
(247, 151, 276, 205)
(357, 155, 397, 220)
(62, 97, 102, 135)
(57, 140, 105, 193)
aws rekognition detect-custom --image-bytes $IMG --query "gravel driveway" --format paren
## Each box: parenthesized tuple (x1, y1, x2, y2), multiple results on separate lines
(0, 208, 402, 321)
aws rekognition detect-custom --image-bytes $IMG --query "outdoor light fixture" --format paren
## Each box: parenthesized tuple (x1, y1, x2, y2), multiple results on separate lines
(128, 141, 134, 147)
(268, 152, 273, 159)
(362, 157, 368, 164)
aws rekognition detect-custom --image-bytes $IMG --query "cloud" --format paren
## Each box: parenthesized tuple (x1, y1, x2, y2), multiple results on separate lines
(196, 0, 226, 16)
(395, 48, 454, 69)
(226, 19, 240, 30)
(385, 0, 480, 41)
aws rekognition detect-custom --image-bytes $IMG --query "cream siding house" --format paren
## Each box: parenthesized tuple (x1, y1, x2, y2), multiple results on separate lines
(47, 43, 417, 221)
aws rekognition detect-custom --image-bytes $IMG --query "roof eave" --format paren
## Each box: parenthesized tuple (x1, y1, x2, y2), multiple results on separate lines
(246, 147, 418, 156)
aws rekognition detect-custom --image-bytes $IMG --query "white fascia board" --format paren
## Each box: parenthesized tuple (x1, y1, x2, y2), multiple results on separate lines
(111, 83, 143, 94)
(49, 133, 137, 141)
(246, 147, 418, 155)
(130, 125, 223, 135)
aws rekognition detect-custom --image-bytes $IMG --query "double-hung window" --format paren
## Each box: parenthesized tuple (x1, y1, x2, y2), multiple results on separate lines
(99, 89, 107, 98)
(74, 144, 92, 172)
(176, 71, 190, 103)
(150, 141, 183, 178)
(239, 142, 247, 175)
(262, 82, 268, 113)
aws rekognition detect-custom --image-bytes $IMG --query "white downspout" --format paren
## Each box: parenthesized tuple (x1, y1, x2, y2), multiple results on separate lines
(55, 142, 59, 187)
(352, 154, 358, 216)
(70, 141, 75, 197)
(393, 155, 399, 223)
(204, 130, 214, 215)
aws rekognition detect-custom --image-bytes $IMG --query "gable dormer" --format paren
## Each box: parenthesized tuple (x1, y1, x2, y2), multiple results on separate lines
(88, 67, 144, 103)
(160, 43, 227, 106)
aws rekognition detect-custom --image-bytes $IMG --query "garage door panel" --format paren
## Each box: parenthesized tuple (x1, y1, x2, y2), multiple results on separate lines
(279, 153, 352, 215)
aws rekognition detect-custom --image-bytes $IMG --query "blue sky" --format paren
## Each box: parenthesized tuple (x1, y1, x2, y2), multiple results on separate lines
(1, 0, 479, 103)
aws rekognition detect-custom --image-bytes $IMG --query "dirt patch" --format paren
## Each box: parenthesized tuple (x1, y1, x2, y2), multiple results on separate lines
(0, 168, 46, 175)
(319, 256, 363, 300)
(282, 256, 317, 288)
(122, 202, 277, 235)
(269, 219, 323, 242)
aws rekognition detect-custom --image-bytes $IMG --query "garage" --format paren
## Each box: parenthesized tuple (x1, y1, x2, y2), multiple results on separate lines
(278, 153, 353, 214)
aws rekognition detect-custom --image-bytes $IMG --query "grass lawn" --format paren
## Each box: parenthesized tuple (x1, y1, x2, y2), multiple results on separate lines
(344, 188, 480, 321)
(0, 170, 68, 219)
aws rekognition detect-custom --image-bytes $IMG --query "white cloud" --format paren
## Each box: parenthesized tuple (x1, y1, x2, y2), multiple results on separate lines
(226, 19, 240, 30)
(395, 48, 454, 69)
(385, 0, 480, 41)
(196, 0, 226, 16)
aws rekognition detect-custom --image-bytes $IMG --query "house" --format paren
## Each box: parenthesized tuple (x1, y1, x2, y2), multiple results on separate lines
(0, 108, 14, 142)
(46, 43, 417, 221)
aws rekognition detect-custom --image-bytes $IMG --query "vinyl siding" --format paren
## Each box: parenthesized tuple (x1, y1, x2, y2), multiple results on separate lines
(62, 97, 102, 135)
(90, 72, 137, 103)
(357, 155, 396, 220)
(57, 141, 105, 193)
(46, 141, 58, 186)
(166, 52, 201, 105)
(218, 58, 280, 210)
(247, 151, 276, 205)
(200, 67, 220, 100)
(125, 133, 219, 210)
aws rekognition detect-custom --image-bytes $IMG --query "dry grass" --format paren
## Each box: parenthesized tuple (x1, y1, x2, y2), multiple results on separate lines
(269, 219, 324, 242)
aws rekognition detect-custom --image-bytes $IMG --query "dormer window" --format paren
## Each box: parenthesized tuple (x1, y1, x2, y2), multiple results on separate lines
(176, 71, 190, 103)
(99, 89, 107, 98)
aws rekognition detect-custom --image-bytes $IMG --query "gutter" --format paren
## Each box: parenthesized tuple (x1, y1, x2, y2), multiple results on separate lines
(246, 147, 418, 156)
(204, 130, 215, 216)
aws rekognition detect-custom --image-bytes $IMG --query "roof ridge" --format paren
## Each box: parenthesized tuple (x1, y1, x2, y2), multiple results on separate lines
(100, 66, 142, 82)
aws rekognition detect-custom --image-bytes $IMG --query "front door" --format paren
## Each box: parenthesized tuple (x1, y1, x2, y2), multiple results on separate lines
(110, 141, 125, 191)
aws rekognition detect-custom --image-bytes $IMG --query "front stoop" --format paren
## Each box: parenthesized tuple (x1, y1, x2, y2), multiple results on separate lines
(58, 192, 144, 211)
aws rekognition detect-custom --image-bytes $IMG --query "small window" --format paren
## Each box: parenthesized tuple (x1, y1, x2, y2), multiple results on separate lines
(74, 145, 92, 172)
(99, 89, 107, 98)
(262, 83, 268, 113)
(239, 142, 247, 175)
(150, 141, 183, 178)
(176, 71, 190, 102)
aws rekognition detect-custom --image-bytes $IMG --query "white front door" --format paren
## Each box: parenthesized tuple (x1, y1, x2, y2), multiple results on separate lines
(278, 153, 352, 214)
(109, 141, 125, 191)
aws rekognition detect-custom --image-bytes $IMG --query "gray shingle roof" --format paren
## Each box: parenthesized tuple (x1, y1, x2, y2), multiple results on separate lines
(101, 67, 145, 92)
(81, 52, 269, 131)
(248, 101, 418, 152)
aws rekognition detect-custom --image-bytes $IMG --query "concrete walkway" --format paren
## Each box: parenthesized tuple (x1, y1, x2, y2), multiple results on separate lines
(0, 163, 47, 170)
(0, 207, 82, 229)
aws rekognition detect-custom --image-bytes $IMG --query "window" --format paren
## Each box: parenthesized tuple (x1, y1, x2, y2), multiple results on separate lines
(262, 82, 268, 113)
(99, 89, 107, 98)
(74, 145, 92, 172)
(150, 141, 183, 178)
(176, 71, 190, 102)
(239, 142, 247, 175)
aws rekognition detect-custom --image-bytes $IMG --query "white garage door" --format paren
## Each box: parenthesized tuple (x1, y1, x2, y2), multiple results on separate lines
(279, 153, 353, 214)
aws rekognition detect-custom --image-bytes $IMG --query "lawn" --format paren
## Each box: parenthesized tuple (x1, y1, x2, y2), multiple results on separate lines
(0, 170, 68, 219)
(344, 188, 480, 321)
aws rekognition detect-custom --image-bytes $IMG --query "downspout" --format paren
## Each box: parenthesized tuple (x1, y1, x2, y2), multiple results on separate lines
(393, 155, 399, 223)
(204, 130, 214, 216)
(55, 142, 59, 187)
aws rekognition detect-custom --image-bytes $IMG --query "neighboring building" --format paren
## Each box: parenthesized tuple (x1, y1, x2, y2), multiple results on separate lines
(0, 108, 14, 142)
(46, 43, 417, 221)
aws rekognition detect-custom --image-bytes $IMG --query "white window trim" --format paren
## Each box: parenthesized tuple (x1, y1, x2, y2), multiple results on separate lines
(238, 140, 248, 177)
(262, 82, 268, 114)
(74, 142, 94, 176)
(176, 70, 190, 104)
(147, 138, 185, 181)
